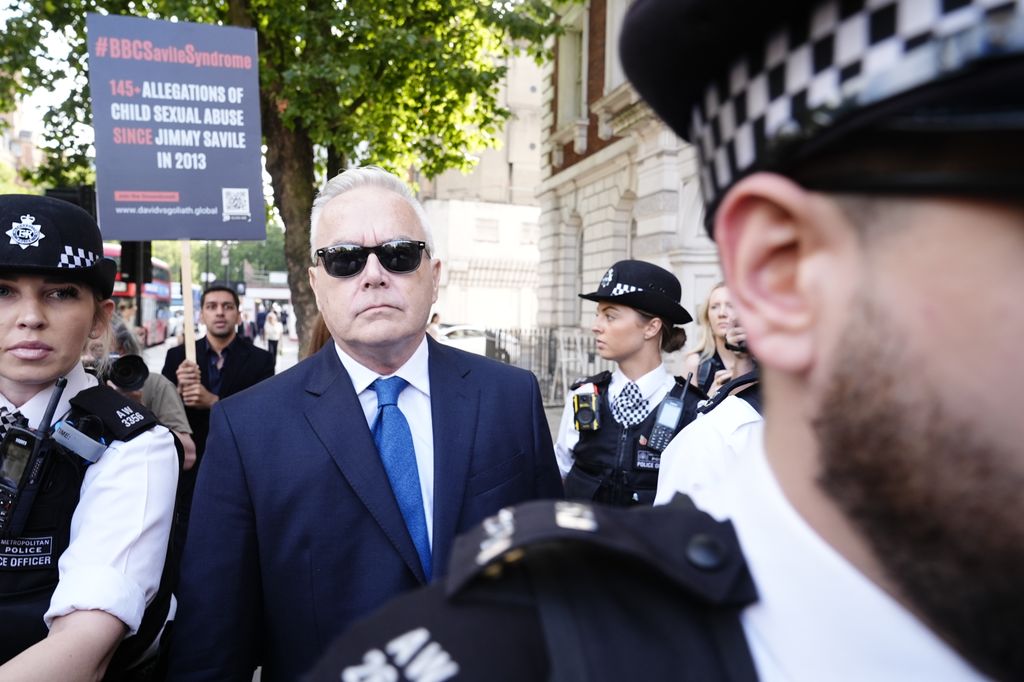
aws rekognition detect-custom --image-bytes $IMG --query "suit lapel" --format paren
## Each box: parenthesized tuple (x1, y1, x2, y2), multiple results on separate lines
(428, 338, 480, 572)
(303, 345, 427, 583)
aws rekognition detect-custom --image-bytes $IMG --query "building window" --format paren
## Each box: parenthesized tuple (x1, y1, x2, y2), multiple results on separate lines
(556, 7, 587, 129)
(476, 218, 500, 242)
(605, 0, 629, 93)
(520, 222, 538, 245)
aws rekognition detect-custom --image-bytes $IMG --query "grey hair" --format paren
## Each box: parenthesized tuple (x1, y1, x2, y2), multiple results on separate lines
(309, 166, 435, 263)
(111, 315, 143, 356)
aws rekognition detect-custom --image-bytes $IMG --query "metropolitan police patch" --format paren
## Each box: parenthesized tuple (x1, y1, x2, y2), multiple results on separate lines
(6, 214, 44, 250)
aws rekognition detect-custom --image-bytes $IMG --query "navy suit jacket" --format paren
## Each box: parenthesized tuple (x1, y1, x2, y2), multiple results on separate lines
(161, 336, 276, 457)
(168, 339, 563, 681)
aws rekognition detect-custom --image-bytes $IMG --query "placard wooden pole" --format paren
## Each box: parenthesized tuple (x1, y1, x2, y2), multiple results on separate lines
(180, 240, 196, 363)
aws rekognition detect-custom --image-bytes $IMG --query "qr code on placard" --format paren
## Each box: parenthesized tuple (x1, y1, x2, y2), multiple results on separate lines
(222, 188, 251, 222)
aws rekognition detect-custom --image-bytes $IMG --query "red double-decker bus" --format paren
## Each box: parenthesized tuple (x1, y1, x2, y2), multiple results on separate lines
(103, 243, 172, 347)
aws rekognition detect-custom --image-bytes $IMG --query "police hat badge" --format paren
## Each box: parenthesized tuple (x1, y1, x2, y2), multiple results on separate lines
(579, 259, 692, 325)
(0, 195, 116, 299)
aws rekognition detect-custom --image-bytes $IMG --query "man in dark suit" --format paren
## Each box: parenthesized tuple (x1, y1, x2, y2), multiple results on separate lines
(306, 1, 1024, 680)
(161, 285, 276, 460)
(168, 167, 563, 681)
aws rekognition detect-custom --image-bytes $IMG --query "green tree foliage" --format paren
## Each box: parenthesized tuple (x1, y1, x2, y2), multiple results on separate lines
(0, 0, 561, 350)
(0, 163, 39, 194)
(151, 226, 286, 282)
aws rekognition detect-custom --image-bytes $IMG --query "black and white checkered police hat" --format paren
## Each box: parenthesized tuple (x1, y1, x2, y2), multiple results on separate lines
(621, 0, 1024, 232)
(579, 260, 693, 325)
(0, 195, 116, 299)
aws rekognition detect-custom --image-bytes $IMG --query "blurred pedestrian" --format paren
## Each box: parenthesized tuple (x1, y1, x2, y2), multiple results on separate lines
(264, 309, 283, 357)
(109, 316, 197, 471)
(426, 312, 441, 339)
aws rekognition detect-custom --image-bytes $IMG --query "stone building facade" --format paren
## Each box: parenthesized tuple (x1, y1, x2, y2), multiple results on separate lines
(538, 0, 722, 346)
(418, 55, 544, 329)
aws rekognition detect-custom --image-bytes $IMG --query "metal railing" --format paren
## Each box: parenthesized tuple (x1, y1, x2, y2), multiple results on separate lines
(483, 327, 615, 406)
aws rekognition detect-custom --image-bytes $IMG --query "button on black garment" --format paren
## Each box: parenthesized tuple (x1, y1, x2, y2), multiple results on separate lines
(686, 532, 729, 571)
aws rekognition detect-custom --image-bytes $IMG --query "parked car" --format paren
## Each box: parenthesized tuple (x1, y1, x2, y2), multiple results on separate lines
(436, 325, 519, 364)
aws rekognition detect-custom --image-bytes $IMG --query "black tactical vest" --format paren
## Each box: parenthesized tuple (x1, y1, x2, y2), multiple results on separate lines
(0, 385, 174, 677)
(564, 373, 700, 506)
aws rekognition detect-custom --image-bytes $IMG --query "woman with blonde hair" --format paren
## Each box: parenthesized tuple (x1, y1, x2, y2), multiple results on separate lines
(684, 282, 746, 397)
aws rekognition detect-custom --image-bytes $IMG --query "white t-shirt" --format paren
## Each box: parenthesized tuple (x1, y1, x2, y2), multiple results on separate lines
(689, 430, 988, 681)
(654, 395, 762, 504)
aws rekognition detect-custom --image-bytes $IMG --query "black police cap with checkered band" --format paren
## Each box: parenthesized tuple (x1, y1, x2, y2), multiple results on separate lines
(0, 195, 116, 299)
(621, 0, 1024, 232)
(579, 259, 692, 325)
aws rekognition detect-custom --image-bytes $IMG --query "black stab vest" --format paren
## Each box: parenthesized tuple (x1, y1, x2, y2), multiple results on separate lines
(0, 446, 84, 662)
(0, 385, 173, 676)
(564, 375, 698, 506)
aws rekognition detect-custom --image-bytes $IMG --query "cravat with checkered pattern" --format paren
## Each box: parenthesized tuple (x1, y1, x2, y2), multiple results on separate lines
(612, 382, 649, 427)
(0, 407, 27, 441)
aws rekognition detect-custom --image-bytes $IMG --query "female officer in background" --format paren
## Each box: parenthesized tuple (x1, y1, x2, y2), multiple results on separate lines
(554, 260, 702, 506)
(0, 195, 178, 680)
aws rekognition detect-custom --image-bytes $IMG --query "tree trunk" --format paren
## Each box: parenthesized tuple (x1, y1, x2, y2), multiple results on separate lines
(228, 0, 318, 358)
(262, 93, 318, 358)
(327, 146, 345, 179)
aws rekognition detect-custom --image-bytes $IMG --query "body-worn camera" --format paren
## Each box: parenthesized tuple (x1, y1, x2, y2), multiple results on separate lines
(0, 378, 67, 538)
(573, 392, 600, 431)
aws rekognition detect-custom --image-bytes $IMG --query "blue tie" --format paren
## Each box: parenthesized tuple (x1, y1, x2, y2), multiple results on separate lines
(372, 377, 431, 580)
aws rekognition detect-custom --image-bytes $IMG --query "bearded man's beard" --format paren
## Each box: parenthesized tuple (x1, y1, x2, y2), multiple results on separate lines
(813, 295, 1024, 681)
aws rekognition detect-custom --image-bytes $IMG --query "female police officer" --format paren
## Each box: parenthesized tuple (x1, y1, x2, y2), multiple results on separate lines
(554, 260, 701, 506)
(0, 195, 178, 680)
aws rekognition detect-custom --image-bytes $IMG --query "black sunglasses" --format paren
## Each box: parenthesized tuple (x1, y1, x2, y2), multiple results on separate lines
(315, 239, 427, 278)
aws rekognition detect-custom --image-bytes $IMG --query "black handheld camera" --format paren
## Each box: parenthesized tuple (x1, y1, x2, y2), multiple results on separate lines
(0, 377, 67, 539)
(107, 355, 149, 392)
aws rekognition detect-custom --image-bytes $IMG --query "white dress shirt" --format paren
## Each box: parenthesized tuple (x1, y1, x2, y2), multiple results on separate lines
(554, 364, 676, 477)
(690, 427, 988, 682)
(653, 395, 762, 504)
(334, 337, 435, 546)
(0, 362, 179, 635)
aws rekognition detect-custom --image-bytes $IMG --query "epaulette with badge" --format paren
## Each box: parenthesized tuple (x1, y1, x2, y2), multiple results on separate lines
(698, 369, 761, 416)
(53, 385, 158, 463)
(569, 370, 611, 392)
(308, 499, 761, 682)
(444, 496, 757, 606)
(442, 498, 760, 681)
